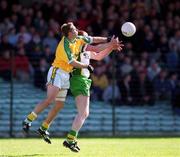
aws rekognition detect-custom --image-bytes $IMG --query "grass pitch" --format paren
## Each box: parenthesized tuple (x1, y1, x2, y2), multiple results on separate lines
(0, 138, 180, 157)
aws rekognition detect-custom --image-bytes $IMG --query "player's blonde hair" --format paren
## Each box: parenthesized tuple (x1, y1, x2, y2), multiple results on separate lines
(61, 22, 74, 37)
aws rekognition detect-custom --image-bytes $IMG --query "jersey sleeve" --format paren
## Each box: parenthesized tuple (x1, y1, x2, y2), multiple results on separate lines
(78, 35, 93, 45)
(64, 38, 74, 63)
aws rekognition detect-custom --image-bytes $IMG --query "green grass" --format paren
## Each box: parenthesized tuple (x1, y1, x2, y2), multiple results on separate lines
(0, 138, 180, 157)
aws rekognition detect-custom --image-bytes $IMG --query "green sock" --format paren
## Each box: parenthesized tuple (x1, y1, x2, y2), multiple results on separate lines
(66, 130, 78, 143)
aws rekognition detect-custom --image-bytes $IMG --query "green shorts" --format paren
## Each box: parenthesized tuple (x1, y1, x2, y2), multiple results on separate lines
(70, 75, 92, 97)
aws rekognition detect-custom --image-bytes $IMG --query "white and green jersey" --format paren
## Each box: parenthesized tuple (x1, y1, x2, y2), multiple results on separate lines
(72, 51, 91, 78)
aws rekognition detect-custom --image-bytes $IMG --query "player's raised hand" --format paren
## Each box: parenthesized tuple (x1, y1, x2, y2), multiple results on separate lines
(110, 36, 124, 51)
(110, 35, 117, 45)
(116, 40, 124, 51)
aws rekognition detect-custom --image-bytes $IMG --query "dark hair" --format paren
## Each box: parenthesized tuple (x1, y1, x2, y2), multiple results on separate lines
(60, 22, 74, 37)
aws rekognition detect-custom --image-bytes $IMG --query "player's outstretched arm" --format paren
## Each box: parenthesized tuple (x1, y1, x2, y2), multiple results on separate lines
(70, 60, 89, 68)
(86, 43, 112, 52)
(78, 30, 123, 53)
(70, 60, 94, 72)
(86, 35, 120, 52)
(78, 30, 109, 44)
(70, 60, 94, 73)
(90, 39, 124, 61)
(91, 36, 109, 44)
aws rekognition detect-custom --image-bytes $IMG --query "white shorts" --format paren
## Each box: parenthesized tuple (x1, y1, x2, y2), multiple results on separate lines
(56, 89, 68, 102)
(47, 66, 70, 102)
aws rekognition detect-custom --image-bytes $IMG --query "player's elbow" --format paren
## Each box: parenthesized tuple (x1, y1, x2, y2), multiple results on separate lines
(92, 47, 100, 52)
(69, 60, 77, 67)
(96, 57, 102, 61)
(93, 56, 102, 61)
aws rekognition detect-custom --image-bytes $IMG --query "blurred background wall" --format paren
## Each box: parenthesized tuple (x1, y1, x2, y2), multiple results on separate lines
(0, 0, 180, 137)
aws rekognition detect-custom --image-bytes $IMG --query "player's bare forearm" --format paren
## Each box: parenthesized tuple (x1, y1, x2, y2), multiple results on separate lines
(90, 46, 114, 61)
(86, 42, 112, 52)
(92, 37, 108, 44)
(90, 38, 124, 60)
(90, 35, 122, 51)
(70, 60, 88, 68)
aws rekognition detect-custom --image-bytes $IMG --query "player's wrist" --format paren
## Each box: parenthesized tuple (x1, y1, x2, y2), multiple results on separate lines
(107, 36, 111, 42)
(83, 64, 89, 68)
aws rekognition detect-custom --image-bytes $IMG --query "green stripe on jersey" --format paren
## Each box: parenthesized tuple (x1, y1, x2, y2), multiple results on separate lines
(64, 37, 73, 61)
(77, 35, 92, 44)
(72, 53, 81, 75)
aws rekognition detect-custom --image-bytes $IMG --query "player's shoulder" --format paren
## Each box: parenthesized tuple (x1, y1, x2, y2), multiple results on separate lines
(76, 35, 85, 39)
(59, 36, 66, 43)
(77, 35, 92, 44)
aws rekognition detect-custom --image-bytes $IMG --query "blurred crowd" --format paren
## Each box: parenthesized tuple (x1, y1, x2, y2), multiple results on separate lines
(0, 0, 179, 109)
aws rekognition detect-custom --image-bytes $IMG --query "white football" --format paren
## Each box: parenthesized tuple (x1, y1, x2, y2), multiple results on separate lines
(121, 22, 136, 37)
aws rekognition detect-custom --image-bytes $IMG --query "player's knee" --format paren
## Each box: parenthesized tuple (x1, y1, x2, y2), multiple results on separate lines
(84, 111, 89, 119)
(80, 111, 89, 119)
(57, 102, 64, 108)
(45, 97, 54, 104)
(55, 101, 64, 109)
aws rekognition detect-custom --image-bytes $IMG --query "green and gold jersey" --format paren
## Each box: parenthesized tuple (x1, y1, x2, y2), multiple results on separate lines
(52, 36, 92, 72)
